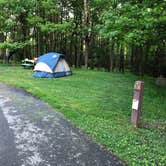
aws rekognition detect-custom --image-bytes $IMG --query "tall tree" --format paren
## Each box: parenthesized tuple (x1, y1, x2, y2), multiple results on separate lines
(83, 0, 90, 68)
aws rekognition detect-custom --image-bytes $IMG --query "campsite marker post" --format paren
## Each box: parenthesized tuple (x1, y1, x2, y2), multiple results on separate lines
(131, 81, 144, 127)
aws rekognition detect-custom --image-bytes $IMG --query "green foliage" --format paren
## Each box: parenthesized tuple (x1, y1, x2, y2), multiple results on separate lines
(98, 0, 166, 46)
(41, 0, 60, 16)
(0, 66, 165, 165)
(0, 0, 165, 75)
(39, 21, 73, 33)
(27, 14, 43, 26)
(0, 40, 35, 49)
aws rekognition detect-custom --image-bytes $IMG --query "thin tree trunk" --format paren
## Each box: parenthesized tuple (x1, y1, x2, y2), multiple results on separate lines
(2, 49, 6, 64)
(0, 33, 6, 63)
(155, 44, 165, 77)
(37, 29, 41, 56)
(109, 42, 114, 72)
(83, 0, 89, 68)
(138, 47, 143, 76)
(74, 35, 78, 67)
(131, 45, 135, 72)
(119, 45, 124, 73)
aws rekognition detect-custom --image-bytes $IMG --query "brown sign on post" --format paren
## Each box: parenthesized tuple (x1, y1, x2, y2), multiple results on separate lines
(131, 81, 144, 127)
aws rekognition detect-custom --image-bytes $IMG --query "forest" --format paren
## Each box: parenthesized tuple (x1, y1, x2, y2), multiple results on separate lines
(0, 0, 165, 77)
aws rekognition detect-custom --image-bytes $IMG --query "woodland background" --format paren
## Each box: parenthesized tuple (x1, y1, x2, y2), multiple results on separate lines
(0, 0, 165, 76)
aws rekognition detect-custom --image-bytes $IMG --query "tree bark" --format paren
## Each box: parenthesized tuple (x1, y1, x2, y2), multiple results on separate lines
(119, 45, 124, 73)
(83, 0, 89, 68)
(131, 45, 135, 72)
(0, 33, 7, 63)
(109, 42, 114, 72)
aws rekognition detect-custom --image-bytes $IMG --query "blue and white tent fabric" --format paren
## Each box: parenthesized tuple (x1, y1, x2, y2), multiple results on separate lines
(33, 52, 72, 78)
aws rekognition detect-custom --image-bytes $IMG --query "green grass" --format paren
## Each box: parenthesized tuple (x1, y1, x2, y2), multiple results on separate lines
(0, 65, 165, 165)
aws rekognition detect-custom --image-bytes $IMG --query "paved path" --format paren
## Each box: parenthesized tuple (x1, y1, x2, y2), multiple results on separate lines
(0, 83, 125, 166)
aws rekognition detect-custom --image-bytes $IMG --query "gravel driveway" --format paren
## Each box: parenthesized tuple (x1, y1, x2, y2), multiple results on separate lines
(0, 82, 125, 166)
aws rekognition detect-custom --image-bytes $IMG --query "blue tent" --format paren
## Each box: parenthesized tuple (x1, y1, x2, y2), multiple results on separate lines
(33, 52, 72, 78)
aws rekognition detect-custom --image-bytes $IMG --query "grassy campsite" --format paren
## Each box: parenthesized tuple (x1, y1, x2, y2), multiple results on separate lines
(0, 64, 165, 165)
(0, 0, 166, 165)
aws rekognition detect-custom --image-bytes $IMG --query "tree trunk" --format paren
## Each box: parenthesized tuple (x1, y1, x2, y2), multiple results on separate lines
(83, 39, 88, 68)
(36, 27, 41, 56)
(2, 49, 6, 64)
(74, 35, 78, 67)
(130, 45, 135, 72)
(119, 45, 124, 73)
(155, 44, 165, 77)
(138, 47, 144, 76)
(0, 33, 5, 63)
(109, 42, 114, 72)
(83, 0, 89, 68)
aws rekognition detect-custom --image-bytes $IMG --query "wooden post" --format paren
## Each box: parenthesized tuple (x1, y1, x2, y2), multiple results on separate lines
(131, 81, 144, 127)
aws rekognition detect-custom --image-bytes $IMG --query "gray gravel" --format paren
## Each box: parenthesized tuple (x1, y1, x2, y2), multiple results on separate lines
(0, 82, 125, 166)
